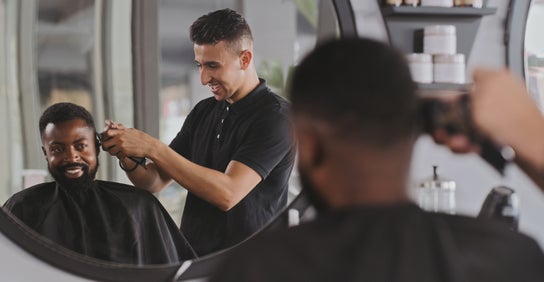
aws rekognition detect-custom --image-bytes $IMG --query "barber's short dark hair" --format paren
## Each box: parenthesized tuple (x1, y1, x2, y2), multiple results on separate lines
(290, 37, 418, 147)
(39, 102, 96, 135)
(189, 8, 253, 52)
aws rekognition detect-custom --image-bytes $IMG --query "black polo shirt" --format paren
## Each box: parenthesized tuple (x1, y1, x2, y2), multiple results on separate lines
(169, 79, 296, 256)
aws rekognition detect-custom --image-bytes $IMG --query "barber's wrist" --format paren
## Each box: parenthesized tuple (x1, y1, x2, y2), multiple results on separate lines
(119, 157, 138, 172)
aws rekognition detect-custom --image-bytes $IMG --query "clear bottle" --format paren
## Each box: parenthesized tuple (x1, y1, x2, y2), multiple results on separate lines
(417, 165, 456, 214)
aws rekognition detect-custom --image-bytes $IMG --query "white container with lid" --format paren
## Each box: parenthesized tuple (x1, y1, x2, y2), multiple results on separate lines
(403, 0, 420, 6)
(433, 54, 465, 84)
(454, 0, 483, 7)
(384, 0, 403, 6)
(406, 53, 433, 83)
(421, 0, 454, 7)
(424, 25, 456, 55)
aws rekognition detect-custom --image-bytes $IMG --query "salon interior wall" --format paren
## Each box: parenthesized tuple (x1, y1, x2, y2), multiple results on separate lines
(353, 0, 544, 248)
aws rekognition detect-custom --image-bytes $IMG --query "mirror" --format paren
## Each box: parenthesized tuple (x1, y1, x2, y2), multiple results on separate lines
(0, 0, 347, 272)
(524, 0, 544, 111)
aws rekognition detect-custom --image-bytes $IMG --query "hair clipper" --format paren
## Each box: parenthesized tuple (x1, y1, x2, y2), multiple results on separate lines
(418, 91, 513, 175)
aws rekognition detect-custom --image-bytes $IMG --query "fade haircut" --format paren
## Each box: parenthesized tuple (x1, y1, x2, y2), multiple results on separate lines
(39, 102, 96, 136)
(189, 8, 253, 54)
(290, 37, 418, 148)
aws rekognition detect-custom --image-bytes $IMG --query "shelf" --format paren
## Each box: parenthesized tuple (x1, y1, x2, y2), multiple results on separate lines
(379, 4, 497, 59)
(418, 83, 471, 91)
(417, 83, 472, 96)
(381, 6, 497, 17)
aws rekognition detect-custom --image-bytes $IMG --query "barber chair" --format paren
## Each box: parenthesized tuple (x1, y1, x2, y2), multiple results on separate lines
(478, 186, 519, 231)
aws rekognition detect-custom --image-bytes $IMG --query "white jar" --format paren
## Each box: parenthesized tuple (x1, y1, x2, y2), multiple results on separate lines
(406, 53, 433, 83)
(384, 0, 402, 6)
(424, 25, 456, 55)
(433, 54, 465, 84)
(454, 0, 483, 7)
(404, 0, 420, 6)
(421, 0, 454, 7)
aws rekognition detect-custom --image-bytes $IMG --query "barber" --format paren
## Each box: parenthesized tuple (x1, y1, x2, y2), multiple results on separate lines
(102, 9, 296, 256)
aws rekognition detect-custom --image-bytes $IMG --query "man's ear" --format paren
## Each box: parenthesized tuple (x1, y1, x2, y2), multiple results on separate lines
(41, 146, 47, 159)
(239, 49, 252, 70)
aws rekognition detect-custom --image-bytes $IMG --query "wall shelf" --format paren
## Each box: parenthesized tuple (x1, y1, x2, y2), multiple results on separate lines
(379, 4, 497, 61)
(381, 6, 497, 17)
(417, 83, 471, 95)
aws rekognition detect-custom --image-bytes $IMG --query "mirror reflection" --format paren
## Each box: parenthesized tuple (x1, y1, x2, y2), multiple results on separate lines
(3, 102, 196, 264)
(0, 0, 340, 265)
(525, 0, 544, 111)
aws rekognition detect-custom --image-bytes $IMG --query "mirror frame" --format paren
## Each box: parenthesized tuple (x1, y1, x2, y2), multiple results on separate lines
(0, 0, 356, 281)
(505, 0, 531, 79)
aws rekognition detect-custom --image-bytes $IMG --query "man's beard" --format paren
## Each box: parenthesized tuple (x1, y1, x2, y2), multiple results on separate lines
(48, 160, 98, 190)
(298, 164, 329, 213)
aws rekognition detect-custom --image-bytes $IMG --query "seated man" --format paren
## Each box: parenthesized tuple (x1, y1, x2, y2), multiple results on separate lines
(211, 38, 544, 281)
(3, 102, 196, 265)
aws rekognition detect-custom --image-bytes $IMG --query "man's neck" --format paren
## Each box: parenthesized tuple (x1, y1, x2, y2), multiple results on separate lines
(227, 70, 260, 104)
(323, 146, 413, 208)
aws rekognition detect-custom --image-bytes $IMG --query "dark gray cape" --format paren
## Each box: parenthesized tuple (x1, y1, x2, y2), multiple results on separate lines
(213, 204, 544, 282)
(3, 180, 196, 264)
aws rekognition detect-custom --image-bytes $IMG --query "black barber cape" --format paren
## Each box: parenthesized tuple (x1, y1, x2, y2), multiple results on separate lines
(213, 204, 544, 282)
(3, 180, 196, 264)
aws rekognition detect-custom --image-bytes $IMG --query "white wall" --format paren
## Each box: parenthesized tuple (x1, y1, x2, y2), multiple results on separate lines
(352, 0, 544, 248)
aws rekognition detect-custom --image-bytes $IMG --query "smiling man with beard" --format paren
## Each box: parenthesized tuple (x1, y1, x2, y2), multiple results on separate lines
(3, 102, 196, 265)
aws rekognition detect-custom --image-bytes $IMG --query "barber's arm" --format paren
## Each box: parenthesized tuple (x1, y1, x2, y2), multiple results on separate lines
(101, 126, 262, 211)
(471, 69, 544, 190)
(435, 68, 544, 190)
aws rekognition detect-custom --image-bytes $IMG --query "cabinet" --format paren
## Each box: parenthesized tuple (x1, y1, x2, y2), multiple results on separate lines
(378, 4, 497, 89)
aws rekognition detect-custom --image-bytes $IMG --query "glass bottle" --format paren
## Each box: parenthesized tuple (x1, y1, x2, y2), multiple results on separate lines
(417, 165, 456, 214)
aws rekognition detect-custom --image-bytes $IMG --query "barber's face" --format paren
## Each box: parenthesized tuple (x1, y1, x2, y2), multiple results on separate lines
(194, 40, 246, 103)
(42, 119, 98, 187)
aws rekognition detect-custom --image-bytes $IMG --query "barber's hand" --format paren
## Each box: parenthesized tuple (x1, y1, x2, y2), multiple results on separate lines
(428, 69, 531, 152)
(431, 68, 544, 163)
(470, 69, 541, 148)
(431, 128, 480, 154)
(104, 119, 126, 131)
(101, 121, 156, 161)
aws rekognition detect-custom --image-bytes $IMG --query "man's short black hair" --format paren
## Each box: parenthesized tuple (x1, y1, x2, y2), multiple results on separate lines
(189, 8, 253, 52)
(290, 37, 418, 148)
(39, 102, 96, 135)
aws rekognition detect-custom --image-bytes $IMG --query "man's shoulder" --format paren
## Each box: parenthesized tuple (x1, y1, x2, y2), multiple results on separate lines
(435, 213, 544, 256)
(192, 97, 218, 111)
(213, 210, 544, 281)
(96, 180, 155, 198)
(256, 88, 290, 113)
(6, 182, 56, 202)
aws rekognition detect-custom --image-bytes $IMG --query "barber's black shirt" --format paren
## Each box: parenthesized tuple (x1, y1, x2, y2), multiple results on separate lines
(213, 204, 544, 282)
(170, 79, 295, 256)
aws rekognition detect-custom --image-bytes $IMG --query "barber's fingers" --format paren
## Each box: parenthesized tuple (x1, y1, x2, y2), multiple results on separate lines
(472, 68, 502, 83)
(431, 128, 480, 154)
(104, 120, 126, 131)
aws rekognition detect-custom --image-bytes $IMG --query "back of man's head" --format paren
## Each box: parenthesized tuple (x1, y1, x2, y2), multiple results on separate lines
(39, 102, 96, 136)
(190, 8, 253, 53)
(290, 37, 418, 149)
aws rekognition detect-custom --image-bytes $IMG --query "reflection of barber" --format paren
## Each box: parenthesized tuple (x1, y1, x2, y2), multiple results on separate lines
(102, 9, 296, 256)
(433, 69, 544, 191)
(3, 103, 195, 264)
(211, 38, 544, 281)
